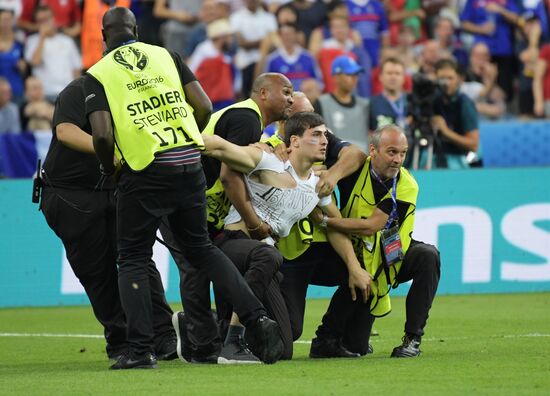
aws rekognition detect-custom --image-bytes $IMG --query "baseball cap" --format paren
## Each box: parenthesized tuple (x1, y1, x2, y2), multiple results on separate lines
(331, 55, 364, 75)
(207, 19, 233, 39)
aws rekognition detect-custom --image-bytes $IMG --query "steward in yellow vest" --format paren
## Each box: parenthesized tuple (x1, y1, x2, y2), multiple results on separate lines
(302, 124, 441, 359)
(84, 7, 283, 369)
(87, 41, 204, 171)
(199, 73, 294, 237)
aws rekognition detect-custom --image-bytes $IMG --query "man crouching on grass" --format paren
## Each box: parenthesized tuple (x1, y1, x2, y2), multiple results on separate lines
(199, 112, 372, 363)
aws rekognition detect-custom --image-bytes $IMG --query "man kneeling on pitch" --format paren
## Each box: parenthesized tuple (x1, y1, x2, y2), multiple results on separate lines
(202, 112, 372, 362)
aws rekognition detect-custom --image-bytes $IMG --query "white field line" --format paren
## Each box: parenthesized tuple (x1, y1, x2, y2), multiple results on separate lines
(0, 332, 549, 343)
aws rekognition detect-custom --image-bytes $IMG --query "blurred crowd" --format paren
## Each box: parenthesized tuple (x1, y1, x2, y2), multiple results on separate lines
(1, 0, 550, 150)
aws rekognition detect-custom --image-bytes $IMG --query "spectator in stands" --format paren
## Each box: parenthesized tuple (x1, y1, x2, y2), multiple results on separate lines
(460, 0, 520, 102)
(18, 0, 81, 38)
(300, 77, 323, 104)
(289, 0, 328, 45)
(188, 19, 238, 110)
(0, 77, 20, 133)
(20, 76, 54, 131)
(24, 5, 82, 102)
(369, 56, 408, 132)
(370, 47, 412, 96)
(517, 12, 542, 118)
(418, 40, 446, 80)
(385, 0, 425, 46)
(263, 23, 323, 91)
(395, 24, 420, 74)
(533, 41, 550, 118)
(519, 0, 549, 39)
(345, 0, 389, 66)
(431, 59, 479, 169)
(230, 0, 277, 97)
(314, 55, 369, 151)
(463, 42, 506, 120)
(433, 15, 468, 68)
(317, 14, 371, 97)
(308, 0, 362, 58)
(255, 5, 306, 80)
(0, 8, 26, 104)
(154, 0, 201, 59)
(185, 0, 231, 57)
(81, 0, 130, 71)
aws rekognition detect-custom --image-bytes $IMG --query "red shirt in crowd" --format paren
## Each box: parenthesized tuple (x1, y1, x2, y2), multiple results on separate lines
(20, 0, 81, 28)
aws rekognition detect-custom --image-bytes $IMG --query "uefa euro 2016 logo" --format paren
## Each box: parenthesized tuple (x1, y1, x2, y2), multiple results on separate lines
(113, 47, 148, 72)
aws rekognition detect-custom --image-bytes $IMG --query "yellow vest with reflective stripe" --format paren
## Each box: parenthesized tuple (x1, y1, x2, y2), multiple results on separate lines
(201, 99, 263, 230)
(87, 42, 204, 171)
(341, 157, 418, 317)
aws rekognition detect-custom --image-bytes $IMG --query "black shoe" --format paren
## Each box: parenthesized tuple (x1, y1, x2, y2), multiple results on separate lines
(110, 352, 157, 370)
(156, 338, 178, 361)
(172, 311, 218, 364)
(172, 311, 192, 363)
(367, 343, 373, 354)
(218, 336, 261, 365)
(391, 334, 421, 358)
(246, 316, 283, 364)
(310, 337, 361, 359)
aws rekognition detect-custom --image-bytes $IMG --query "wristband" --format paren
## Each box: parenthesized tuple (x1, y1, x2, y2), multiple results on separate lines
(247, 220, 264, 232)
(100, 164, 115, 176)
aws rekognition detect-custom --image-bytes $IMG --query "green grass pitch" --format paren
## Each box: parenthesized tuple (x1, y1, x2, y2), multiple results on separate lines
(1, 293, 549, 395)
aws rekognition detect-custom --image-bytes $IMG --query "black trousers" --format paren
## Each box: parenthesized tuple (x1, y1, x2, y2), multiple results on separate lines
(40, 187, 175, 357)
(116, 164, 265, 356)
(214, 230, 293, 360)
(280, 242, 364, 344)
(314, 240, 441, 354)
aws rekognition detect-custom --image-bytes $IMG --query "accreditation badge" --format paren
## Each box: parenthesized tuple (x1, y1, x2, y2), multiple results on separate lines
(380, 225, 403, 266)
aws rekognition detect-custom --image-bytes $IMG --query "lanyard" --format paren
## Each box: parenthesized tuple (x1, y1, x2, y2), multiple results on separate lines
(370, 167, 398, 229)
(383, 94, 405, 126)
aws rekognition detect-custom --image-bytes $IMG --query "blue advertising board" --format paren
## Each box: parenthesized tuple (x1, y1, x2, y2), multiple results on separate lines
(0, 167, 549, 308)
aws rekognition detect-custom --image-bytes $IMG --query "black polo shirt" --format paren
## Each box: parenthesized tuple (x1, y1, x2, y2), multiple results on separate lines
(42, 77, 110, 190)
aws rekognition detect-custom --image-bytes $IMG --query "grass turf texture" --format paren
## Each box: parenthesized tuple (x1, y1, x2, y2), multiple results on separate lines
(1, 293, 549, 395)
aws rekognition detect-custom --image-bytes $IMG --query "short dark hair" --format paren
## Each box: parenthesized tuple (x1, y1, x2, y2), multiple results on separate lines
(380, 56, 405, 73)
(435, 58, 459, 73)
(284, 112, 325, 146)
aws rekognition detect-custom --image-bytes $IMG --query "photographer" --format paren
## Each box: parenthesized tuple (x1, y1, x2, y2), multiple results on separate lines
(431, 59, 480, 169)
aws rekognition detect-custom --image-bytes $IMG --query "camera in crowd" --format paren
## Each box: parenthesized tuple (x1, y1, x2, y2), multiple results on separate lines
(406, 73, 447, 139)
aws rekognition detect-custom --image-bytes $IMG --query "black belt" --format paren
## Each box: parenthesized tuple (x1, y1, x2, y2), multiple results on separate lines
(146, 161, 202, 174)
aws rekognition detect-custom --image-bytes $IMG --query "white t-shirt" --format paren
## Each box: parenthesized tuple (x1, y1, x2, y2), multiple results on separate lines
(225, 152, 332, 238)
(24, 33, 82, 98)
(229, 7, 277, 69)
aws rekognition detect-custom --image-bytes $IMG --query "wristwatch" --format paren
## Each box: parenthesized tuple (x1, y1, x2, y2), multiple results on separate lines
(319, 214, 329, 228)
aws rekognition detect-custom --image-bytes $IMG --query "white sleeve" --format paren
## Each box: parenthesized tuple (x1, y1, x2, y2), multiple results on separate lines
(250, 151, 286, 174)
(318, 195, 332, 208)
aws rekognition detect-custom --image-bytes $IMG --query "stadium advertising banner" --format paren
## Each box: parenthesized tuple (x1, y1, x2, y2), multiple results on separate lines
(0, 167, 549, 307)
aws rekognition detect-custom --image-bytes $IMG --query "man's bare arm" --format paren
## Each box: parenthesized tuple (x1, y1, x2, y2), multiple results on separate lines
(89, 111, 115, 173)
(320, 202, 372, 302)
(202, 134, 262, 173)
(56, 123, 95, 154)
(316, 144, 367, 197)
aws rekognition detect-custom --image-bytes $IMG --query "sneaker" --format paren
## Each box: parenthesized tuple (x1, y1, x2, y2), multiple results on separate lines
(156, 338, 178, 361)
(309, 337, 361, 359)
(246, 316, 284, 364)
(218, 336, 261, 365)
(367, 343, 373, 354)
(391, 334, 421, 358)
(110, 352, 157, 370)
(172, 311, 192, 363)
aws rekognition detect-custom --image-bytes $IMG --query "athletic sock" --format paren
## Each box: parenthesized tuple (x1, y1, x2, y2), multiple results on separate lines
(224, 325, 245, 346)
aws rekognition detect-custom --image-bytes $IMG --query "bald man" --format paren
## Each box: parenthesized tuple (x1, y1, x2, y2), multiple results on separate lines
(84, 7, 283, 369)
